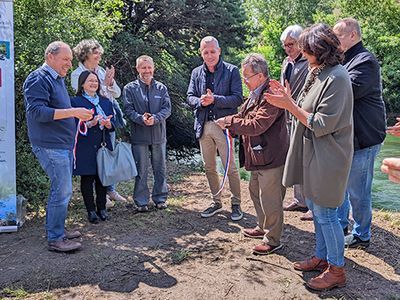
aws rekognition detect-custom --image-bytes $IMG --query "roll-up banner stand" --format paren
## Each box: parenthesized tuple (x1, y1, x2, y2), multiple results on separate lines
(0, 0, 17, 233)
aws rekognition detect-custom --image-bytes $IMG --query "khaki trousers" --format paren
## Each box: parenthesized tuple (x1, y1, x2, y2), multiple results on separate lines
(249, 165, 286, 246)
(199, 121, 241, 205)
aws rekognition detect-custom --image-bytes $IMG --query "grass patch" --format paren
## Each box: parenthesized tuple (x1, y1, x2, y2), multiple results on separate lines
(1, 287, 28, 299)
(170, 250, 192, 264)
(375, 210, 400, 227)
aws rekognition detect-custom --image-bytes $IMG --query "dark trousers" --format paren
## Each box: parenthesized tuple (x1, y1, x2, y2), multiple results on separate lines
(80, 175, 107, 212)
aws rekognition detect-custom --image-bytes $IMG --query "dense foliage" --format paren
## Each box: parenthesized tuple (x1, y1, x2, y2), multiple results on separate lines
(13, 0, 400, 206)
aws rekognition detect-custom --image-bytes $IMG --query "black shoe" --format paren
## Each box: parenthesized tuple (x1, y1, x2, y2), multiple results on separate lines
(88, 211, 99, 224)
(345, 234, 370, 249)
(201, 203, 223, 218)
(231, 205, 243, 221)
(343, 226, 349, 236)
(97, 209, 109, 221)
(137, 205, 149, 213)
(156, 202, 168, 209)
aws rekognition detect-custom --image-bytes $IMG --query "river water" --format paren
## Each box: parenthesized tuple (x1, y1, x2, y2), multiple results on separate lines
(372, 135, 400, 211)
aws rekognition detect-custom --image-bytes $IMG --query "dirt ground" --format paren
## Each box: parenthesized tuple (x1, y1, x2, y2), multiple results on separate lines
(0, 164, 399, 300)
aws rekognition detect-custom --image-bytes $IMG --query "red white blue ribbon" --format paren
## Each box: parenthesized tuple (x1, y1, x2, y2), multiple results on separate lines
(73, 120, 88, 169)
(212, 129, 233, 197)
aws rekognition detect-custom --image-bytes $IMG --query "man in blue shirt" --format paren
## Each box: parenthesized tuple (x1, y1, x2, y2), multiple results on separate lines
(187, 36, 243, 221)
(24, 41, 93, 252)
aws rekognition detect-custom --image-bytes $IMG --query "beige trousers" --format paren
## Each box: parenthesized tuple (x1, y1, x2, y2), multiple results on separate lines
(249, 165, 286, 246)
(199, 121, 241, 205)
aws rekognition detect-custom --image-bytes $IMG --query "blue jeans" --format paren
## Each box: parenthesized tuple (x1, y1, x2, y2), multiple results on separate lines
(337, 144, 381, 241)
(306, 199, 345, 267)
(32, 145, 73, 242)
(131, 143, 168, 206)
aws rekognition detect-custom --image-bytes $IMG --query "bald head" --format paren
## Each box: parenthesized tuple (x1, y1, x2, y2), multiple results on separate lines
(333, 18, 362, 52)
(44, 41, 72, 77)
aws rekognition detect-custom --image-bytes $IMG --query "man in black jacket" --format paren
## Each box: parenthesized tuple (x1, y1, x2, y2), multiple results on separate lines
(333, 18, 386, 249)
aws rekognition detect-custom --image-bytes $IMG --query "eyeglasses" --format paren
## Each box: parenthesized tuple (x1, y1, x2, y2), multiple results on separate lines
(282, 42, 295, 49)
(243, 73, 259, 82)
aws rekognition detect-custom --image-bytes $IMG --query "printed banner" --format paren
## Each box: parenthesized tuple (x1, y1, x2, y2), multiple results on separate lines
(0, 0, 17, 232)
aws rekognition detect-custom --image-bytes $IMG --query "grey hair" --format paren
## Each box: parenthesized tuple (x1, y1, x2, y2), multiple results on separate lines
(200, 36, 220, 50)
(280, 25, 303, 43)
(241, 53, 269, 78)
(44, 41, 69, 60)
(136, 55, 154, 67)
(73, 39, 104, 63)
(335, 18, 362, 37)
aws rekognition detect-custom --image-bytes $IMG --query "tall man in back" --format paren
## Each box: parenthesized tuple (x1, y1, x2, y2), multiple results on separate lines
(187, 36, 243, 221)
(333, 18, 386, 249)
(24, 41, 93, 252)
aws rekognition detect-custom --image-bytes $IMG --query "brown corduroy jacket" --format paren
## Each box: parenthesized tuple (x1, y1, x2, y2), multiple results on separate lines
(224, 83, 289, 171)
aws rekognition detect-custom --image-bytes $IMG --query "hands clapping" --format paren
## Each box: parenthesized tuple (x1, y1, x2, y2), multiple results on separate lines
(201, 89, 215, 107)
(264, 79, 294, 110)
(87, 114, 113, 129)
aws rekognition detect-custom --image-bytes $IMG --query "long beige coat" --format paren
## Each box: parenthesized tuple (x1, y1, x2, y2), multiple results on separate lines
(283, 64, 354, 208)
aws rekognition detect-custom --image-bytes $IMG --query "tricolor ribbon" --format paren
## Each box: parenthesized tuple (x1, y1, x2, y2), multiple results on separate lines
(73, 120, 88, 169)
(212, 128, 233, 197)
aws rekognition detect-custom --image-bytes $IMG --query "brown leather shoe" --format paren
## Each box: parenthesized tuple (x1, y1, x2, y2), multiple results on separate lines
(48, 239, 82, 252)
(283, 202, 308, 212)
(300, 210, 313, 221)
(306, 265, 346, 291)
(294, 256, 329, 272)
(253, 243, 283, 255)
(243, 228, 265, 239)
(64, 229, 82, 239)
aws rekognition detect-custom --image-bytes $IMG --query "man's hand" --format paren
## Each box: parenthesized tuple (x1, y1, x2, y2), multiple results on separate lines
(387, 117, 400, 137)
(201, 89, 215, 106)
(215, 117, 227, 129)
(381, 157, 400, 184)
(73, 107, 94, 121)
(143, 112, 154, 126)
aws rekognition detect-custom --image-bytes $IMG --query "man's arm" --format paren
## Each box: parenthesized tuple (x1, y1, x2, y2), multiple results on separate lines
(122, 85, 146, 126)
(213, 67, 243, 109)
(25, 75, 92, 122)
(187, 70, 205, 110)
(348, 54, 380, 101)
(153, 86, 172, 125)
(221, 101, 282, 136)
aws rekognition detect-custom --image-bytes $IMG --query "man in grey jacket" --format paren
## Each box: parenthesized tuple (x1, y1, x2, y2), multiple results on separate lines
(123, 55, 171, 211)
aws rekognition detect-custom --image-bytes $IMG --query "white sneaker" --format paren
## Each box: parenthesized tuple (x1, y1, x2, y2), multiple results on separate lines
(106, 196, 115, 209)
(107, 191, 127, 202)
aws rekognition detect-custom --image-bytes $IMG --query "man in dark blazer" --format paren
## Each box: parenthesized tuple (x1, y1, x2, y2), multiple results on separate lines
(187, 36, 243, 221)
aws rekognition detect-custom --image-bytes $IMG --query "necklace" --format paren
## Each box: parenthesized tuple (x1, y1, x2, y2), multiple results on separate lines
(297, 64, 326, 107)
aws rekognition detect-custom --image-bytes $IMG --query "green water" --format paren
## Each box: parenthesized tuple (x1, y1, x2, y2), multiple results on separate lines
(373, 135, 400, 211)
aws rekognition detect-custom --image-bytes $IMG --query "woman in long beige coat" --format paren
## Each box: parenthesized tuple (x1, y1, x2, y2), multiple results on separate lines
(265, 23, 353, 291)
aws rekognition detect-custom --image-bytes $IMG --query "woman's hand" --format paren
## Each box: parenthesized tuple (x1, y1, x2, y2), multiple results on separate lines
(86, 115, 101, 127)
(215, 117, 227, 129)
(104, 66, 115, 87)
(387, 117, 400, 137)
(264, 79, 295, 110)
(381, 157, 400, 184)
(99, 115, 113, 129)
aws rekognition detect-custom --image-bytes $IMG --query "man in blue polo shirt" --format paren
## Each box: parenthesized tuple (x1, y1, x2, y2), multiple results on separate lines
(24, 41, 93, 252)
